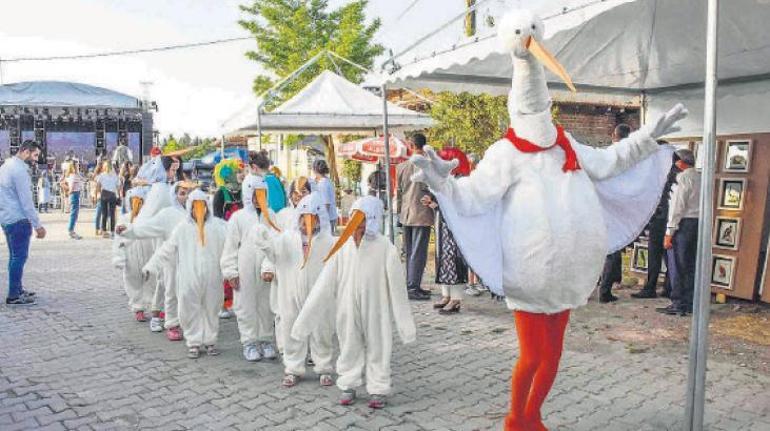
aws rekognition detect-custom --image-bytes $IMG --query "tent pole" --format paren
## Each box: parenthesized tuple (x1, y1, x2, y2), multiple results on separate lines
(257, 108, 263, 152)
(381, 83, 395, 244)
(685, 0, 719, 430)
(220, 135, 225, 159)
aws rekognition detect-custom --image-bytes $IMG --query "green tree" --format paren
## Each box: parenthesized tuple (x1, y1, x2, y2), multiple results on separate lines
(427, 92, 509, 156)
(238, 0, 383, 108)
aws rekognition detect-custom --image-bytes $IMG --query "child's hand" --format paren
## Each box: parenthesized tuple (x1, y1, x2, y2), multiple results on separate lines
(261, 272, 274, 282)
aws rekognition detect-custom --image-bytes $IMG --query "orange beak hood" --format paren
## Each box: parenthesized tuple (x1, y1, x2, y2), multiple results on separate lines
(323, 196, 383, 263)
(187, 189, 209, 246)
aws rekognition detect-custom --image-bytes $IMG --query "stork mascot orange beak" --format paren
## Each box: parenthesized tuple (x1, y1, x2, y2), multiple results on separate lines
(254, 188, 281, 232)
(526, 36, 576, 92)
(323, 210, 367, 263)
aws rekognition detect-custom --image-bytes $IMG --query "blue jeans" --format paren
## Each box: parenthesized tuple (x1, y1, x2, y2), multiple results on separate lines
(68, 192, 81, 232)
(2, 220, 32, 299)
(94, 199, 102, 230)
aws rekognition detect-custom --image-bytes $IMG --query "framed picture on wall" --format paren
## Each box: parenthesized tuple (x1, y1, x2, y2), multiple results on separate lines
(711, 255, 737, 290)
(692, 141, 704, 171)
(723, 140, 752, 173)
(713, 217, 741, 250)
(631, 242, 649, 273)
(718, 178, 747, 210)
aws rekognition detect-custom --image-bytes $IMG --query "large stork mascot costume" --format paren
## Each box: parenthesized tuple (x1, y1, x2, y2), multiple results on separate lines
(411, 10, 687, 431)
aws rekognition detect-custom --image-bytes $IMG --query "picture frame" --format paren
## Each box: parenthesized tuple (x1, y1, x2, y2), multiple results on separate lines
(718, 178, 747, 210)
(631, 242, 649, 273)
(723, 140, 752, 173)
(711, 255, 737, 290)
(692, 141, 704, 171)
(713, 217, 741, 250)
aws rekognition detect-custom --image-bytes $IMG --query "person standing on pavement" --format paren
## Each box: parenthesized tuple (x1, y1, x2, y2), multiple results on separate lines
(96, 161, 120, 238)
(657, 149, 700, 316)
(62, 159, 85, 240)
(632, 147, 679, 299)
(37, 171, 52, 213)
(396, 133, 434, 301)
(311, 159, 338, 232)
(0, 140, 47, 305)
(597, 124, 632, 303)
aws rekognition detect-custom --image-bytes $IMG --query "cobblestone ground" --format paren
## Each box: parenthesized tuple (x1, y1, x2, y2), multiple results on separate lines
(1, 210, 769, 430)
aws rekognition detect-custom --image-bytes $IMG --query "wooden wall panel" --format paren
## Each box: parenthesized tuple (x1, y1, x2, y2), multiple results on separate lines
(709, 134, 770, 300)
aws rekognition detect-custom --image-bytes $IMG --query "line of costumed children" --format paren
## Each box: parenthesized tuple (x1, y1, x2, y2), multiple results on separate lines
(113, 163, 416, 407)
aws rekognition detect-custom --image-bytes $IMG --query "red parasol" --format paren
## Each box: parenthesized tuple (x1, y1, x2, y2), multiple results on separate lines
(337, 135, 411, 164)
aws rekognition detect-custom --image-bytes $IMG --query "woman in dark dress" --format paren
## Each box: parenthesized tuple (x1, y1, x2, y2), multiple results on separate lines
(422, 147, 472, 314)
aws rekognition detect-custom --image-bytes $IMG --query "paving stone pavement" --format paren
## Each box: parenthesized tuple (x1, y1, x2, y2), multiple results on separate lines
(1, 211, 769, 430)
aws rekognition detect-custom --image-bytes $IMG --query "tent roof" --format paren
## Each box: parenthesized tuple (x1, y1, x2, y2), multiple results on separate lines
(382, 0, 770, 93)
(227, 70, 432, 135)
(0, 81, 141, 109)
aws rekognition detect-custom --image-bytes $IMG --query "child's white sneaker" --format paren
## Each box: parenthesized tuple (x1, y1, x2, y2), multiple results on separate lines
(149, 317, 163, 332)
(260, 342, 277, 360)
(243, 344, 262, 362)
(218, 309, 234, 319)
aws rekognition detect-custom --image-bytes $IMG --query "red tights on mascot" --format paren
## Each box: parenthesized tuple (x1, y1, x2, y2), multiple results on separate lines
(504, 310, 570, 431)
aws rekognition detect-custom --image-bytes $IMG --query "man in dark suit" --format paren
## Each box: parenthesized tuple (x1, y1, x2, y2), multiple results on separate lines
(633, 148, 679, 299)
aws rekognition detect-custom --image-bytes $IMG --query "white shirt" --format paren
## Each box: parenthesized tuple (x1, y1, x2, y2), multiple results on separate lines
(97, 173, 120, 193)
(0, 156, 42, 228)
(312, 177, 338, 221)
(667, 168, 701, 235)
(66, 173, 84, 192)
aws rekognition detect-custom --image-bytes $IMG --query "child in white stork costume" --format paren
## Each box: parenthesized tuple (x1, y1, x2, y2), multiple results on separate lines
(292, 196, 416, 408)
(143, 189, 227, 359)
(220, 175, 280, 362)
(132, 156, 180, 332)
(411, 10, 688, 431)
(116, 181, 195, 341)
(255, 192, 336, 388)
(112, 187, 156, 322)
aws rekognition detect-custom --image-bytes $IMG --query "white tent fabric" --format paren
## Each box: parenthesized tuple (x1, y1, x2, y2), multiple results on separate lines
(383, 0, 770, 92)
(0, 81, 141, 108)
(227, 70, 432, 135)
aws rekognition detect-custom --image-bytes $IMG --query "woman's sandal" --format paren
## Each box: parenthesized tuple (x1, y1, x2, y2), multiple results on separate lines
(433, 297, 451, 309)
(205, 345, 220, 356)
(439, 300, 461, 314)
(282, 374, 300, 388)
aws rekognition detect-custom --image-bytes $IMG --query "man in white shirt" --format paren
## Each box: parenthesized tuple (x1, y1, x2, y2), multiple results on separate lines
(0, 141, 47, 305)
(658, 149, 700, 316)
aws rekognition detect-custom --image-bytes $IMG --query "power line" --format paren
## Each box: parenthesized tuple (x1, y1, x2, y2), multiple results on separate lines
(0, 36, 252, 63)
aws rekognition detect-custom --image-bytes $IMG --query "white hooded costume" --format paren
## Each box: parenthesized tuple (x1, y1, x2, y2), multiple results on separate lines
(135, 157, 175, 313)
(119, 182, 189, 329)
(292, 196, 416, 395)
(220, 175, 279, 347)
(113, 187, 156, 313)
(412, 10, 686, 314)
(255, 192, 336, 377)
(144, 189, 227, 348)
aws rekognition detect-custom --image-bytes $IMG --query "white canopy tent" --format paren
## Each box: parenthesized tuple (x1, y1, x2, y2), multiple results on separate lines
(224, 68, 432, 242)
(383, 0, 770, 135)
(381, 0, 762, 429)
(225, 70, 432, 135)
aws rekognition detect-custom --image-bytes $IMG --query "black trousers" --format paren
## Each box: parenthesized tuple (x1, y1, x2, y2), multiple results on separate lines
(671, 218, 699, 311)
(403, 226, 431, 291)
(644, 217, 667, 292)
(599, 251, 622, 296)
(99, 191, 117, 233)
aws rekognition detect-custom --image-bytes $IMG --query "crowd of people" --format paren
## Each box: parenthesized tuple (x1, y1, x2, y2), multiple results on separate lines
(1, 126, 698, 410)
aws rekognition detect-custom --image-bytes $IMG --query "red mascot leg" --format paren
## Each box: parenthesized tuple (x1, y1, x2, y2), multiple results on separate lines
(504, 311, 546, 431)
(524, 310, 570, 431)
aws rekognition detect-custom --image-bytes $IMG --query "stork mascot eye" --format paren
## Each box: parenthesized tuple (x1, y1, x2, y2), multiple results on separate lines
(411, 9, 687, 431)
